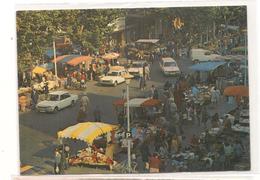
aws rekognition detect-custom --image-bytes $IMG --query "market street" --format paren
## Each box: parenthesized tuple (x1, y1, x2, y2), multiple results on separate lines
(19, 56, 246, 175)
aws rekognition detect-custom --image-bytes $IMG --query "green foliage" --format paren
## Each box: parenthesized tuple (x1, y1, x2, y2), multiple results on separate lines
(16, 9, 123, 69)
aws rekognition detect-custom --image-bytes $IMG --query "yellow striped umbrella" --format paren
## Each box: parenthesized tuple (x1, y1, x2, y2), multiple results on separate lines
(57, 122, 118, 144)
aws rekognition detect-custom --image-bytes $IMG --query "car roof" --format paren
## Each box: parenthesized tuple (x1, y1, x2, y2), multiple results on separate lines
(49, 91, 68, 95)
(162, 57, 176, 62)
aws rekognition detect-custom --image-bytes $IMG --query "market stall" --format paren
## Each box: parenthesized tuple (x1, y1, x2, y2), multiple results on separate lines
(57, 122, 119, 170)
(223, 85, 249, 104)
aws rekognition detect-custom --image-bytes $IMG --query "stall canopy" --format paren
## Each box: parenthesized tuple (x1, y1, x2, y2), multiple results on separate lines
(141, 99, 161, 107)
(51, 55, 69, 63)
(224, 86, 249, 97)
(125, 98, 150, 108)
(102, 52, 120, 60)
(57, 122, 118, 144)
(67, 56, 93, 66)
(32, 66, 47, 74)
(136, 39, 159, 44)
(40, 62, 54, 70)
(190, 61, 226, 72)
(113, 99, 126, 107)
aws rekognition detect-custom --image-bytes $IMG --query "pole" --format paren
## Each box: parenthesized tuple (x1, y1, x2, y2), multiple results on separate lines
(53, 41, 58, 79)
(244, 31, 247, 86)
(126, 82, 131, 173)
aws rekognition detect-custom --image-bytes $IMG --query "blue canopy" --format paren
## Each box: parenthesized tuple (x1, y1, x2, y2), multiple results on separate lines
(45, 49, 62, 58)
(189, 61, 226, 72)
(40, 63, 54, 70)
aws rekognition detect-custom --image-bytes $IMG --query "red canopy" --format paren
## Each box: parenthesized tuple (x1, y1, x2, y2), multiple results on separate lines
(67, 56, 93, 66)
(113, 99, 126, 107)
(141, 99, 161, 107)
(51, 55, 69, 63)
(224, 86, 249, 97)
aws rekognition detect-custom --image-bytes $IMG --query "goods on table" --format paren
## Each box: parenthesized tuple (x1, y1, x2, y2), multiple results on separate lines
(232, 124, 249, 133)
(69, 147, 116, 169)
(184, 85, 211, 105)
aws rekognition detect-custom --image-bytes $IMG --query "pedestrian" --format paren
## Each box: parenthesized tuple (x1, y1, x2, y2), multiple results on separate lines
(43, 82, 49, 99)
(19, 93, 27, 112)
(64, 144, 70, 170)
(211, 113, 220, 128)
(93, 105, 102, 122)
(150, 85, 155, 98)
(210, 87, 217, 106)
(139, 76, 145, 91)
(148, 153, 161, 173)
(54, 149, 62, 174)
(223, 141, 234, 170)
(201, 106, 208, 128)
(31, 88, 39, 110)
(122, 89, 127, 100)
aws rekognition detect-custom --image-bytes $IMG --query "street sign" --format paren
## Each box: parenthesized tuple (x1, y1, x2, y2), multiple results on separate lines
(126, 131, 132, 139)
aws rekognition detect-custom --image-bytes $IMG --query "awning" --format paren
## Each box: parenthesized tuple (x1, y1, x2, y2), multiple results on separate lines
(224, 86, 249, 97)
(136, 39, 159, 44)
(141, 99, 161, 107)
(125, 98, 149, 108)
(51, 55, 70, 63)
(57, 122, 118, 144)
(67, 56, 93, 66)
(45, 49, 62, 58)
(39, 63, 54, 70)
(113, 99, 126, 107)
(32, 66, 46, 74)
(189, 61, 226, 72)
(58, 55, 81, 64)
(102, 52, 120, 60)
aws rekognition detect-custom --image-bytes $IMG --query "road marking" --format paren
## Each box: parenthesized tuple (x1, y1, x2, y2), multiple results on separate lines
(20, 165, 33, 173)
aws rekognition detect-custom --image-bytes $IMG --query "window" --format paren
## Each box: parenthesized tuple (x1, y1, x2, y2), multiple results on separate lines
(48, 94, 59, 101)
(60, 93, 70, 100)
(164, 61, 176, 67)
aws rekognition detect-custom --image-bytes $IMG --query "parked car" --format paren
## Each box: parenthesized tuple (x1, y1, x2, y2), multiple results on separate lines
(36, 91, 78, 113)
(99, 66, 132, 86)
(159, 57, 180, 76)
(128, 61, 150, 77)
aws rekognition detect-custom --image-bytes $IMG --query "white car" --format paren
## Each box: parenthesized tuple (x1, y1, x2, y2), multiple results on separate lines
(36, 91, 78, 113)
(160, 57, 180, 76)
(99, 67, 130, 86)
(128, 61, 150, 77)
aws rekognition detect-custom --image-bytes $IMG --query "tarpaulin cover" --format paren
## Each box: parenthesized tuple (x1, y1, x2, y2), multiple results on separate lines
(58, 55, 81, 64)
(141, 99, 161, 107)
(57, 122, 118, 144)
(32, 66, 46, 74)
(45, 49, 62, 57)
(51, 55, 70, 63)
(67, 56, 93, 66)
(113, 99, 126, 107)
(189, 61, 226, 72)
(125, 98, 149, 108)
(40, 63, 54, 70)
(224, 86, 249, 97)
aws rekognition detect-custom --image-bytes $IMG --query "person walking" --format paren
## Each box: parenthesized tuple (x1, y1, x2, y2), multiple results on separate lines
(139, 76, 145, 91)
(31, 88, 39, 110)
(93, 105, 102, 122)
(201, 106, 208, 128)
(54, 149, 62, 174)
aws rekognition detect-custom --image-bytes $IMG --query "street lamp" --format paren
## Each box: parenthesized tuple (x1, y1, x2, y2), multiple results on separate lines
(125, 75, 131, 173)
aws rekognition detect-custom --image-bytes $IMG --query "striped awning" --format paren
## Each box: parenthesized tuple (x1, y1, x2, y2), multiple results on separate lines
(57, 122, 118, 144)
